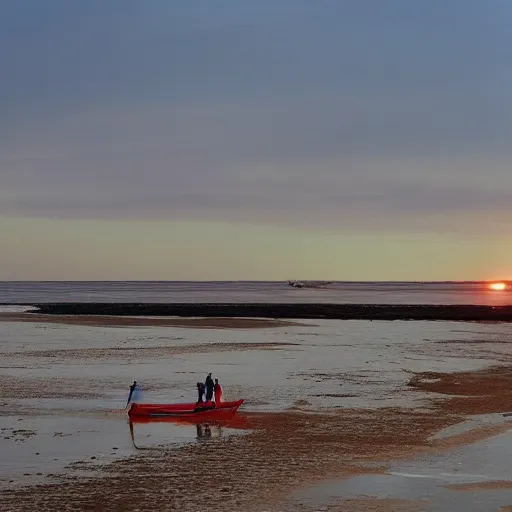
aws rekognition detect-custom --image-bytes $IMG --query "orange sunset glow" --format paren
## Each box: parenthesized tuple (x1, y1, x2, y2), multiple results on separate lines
(489, 282, 507, 291)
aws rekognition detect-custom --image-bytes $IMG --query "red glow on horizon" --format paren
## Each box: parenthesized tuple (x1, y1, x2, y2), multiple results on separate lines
(489, 282, 507, 291)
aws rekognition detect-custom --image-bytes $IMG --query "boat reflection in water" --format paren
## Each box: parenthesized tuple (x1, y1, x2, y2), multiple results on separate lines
(128, 414, 250, 450)
(195, 423, 217, 440)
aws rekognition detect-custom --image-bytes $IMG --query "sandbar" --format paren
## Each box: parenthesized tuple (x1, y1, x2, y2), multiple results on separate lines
(6, 341, 301, 361)
(0, 312, 304, 329)
(21, 302, 512, 321)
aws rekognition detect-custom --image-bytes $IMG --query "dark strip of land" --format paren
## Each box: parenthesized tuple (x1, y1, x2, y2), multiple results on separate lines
(18, 303, 512, 321)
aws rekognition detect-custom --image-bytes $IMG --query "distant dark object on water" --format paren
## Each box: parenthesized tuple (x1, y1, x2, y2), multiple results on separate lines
(287, 280, 333, 289)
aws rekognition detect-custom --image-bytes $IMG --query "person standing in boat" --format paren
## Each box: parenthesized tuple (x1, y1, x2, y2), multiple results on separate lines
(126, 380, 138, 408)
(205, 373, 215, 402)
(196, 382, 205, 405)
(214, 378, 222, 404)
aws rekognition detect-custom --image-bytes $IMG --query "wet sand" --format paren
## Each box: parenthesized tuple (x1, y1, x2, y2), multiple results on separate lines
(287, 498, 426, 512)
(2, 366, 512, 511)
(0, 312, 302, 329)
(2, 319, 512, 511)
(443, 481, 512, 491)
(0, 375, 105, 399)
(24, 302, 512, 321)
(407, 366, 512, 415)
(0, 408, 452, 511)
(4, 341, 301, 362)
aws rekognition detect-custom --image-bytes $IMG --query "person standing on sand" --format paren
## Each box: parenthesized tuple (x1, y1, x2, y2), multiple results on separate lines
(205, 373, 214, 402)
(214, 378, 222, 404)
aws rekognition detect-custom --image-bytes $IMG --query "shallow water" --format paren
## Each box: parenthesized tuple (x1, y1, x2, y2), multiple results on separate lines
(1, 318, 511, 500)
(292, 427, 512, 512)
(0, 414, 244, 489)
(2, 319, 507, 411)
(0, 415, 133, 487)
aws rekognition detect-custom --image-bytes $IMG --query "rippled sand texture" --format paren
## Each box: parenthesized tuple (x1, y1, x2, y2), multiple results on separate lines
(1, 318, 512, 511)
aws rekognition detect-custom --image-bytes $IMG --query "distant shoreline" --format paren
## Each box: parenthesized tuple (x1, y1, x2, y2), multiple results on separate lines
(3, 302, 512, 321)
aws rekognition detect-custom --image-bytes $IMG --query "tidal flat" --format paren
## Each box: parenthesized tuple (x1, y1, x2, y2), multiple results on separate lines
(1, 316, 512, 511)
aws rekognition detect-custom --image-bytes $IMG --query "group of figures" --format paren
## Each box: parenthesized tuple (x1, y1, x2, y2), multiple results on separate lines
(126, 374, 223, 408)
(197, 373, 222, 405)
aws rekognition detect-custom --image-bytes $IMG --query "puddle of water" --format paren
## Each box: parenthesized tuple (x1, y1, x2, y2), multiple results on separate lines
(0, 415, 132, 487)
(129, 419, 248, 450)
(0, 414, 247, 487)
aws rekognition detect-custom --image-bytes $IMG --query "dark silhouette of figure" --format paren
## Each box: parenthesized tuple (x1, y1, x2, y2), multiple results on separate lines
(214, 378, 222, 404)
(205, 373, 214, 401)
(196, 382, 205, 404)
(126, 381, 137, 407)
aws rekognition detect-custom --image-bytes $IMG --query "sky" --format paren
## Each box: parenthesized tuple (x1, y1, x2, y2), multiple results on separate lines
(2, 1, 512, 280)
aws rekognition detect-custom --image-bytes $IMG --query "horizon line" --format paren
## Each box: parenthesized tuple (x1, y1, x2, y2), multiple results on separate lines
(0, 279, 507, 284)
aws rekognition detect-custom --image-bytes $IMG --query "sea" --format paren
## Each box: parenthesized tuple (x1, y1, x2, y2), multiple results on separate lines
(0, 280, 511, 305)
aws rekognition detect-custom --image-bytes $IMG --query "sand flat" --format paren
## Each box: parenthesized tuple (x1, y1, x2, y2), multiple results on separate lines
(3, 367, 512, 511)
(0, 312, 305, 329)
(2, 319, 512, 510)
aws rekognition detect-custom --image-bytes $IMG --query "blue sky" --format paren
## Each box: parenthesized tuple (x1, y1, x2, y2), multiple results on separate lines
(2, 1, 512, 279)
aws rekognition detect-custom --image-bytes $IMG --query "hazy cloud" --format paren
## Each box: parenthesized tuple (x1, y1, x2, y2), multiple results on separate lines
(2, 0, 512, 234)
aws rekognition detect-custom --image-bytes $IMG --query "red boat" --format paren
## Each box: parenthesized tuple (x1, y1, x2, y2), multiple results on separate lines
(128, 399, 244, 419)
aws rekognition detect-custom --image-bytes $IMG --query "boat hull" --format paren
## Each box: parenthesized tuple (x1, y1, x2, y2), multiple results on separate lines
(128, 399, 244, 419)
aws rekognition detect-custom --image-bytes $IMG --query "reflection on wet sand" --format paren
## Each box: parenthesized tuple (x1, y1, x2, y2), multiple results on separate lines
(128, 415, 250, 450)
(196, 423, 222, 440)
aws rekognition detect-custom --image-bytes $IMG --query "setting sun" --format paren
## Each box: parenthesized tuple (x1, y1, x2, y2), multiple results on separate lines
(489, 282, 507, 291)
